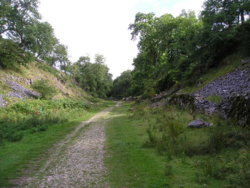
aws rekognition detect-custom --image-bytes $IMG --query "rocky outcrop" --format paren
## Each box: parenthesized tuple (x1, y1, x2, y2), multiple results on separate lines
(195, 67, 250, 125)
(220, 95, 250, 126)
(6, 80, 40, 99)
(0, 79, 40, 107)
(169, 94, 196, 110)
(196, 67, 250, 98)
(193, 94, 219, 115)
(156, 66, 250, 126)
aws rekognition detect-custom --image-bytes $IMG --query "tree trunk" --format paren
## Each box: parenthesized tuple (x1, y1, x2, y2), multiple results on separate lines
(240, 10, 245, 23)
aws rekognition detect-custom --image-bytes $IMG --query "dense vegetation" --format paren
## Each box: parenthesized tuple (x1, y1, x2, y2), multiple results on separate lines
(68, 55, 113, 98)
(111, 0, 250, 98)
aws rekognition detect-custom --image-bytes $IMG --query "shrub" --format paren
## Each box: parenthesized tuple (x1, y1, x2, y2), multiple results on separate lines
(0, 38, 33, 69)
(31, 79, 57, 99)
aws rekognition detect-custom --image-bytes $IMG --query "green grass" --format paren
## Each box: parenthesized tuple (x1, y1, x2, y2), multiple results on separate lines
(206, 95, 222, 104)
(105, 103, 168, 188)
(0, 100, 114, 186)
(113, 102, 250, 188)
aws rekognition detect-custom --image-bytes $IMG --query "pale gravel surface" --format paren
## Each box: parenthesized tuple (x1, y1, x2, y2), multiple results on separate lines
(22, 104, 119, 188)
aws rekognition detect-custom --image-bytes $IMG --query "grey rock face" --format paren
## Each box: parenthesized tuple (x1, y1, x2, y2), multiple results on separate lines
(188, 120, 213, 128)
(192, 67, 250, 123)
(6, 80, 40, 99)
(196, 67, 250, 99)
(194, 96, 219, 115)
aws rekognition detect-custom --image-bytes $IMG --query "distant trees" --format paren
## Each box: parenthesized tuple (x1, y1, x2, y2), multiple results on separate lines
(111, 70, 132, 99)
(128, 0, 250, 97)
(68, 54, 113, 98)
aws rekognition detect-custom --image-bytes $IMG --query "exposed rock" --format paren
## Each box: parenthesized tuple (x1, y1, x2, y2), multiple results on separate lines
(150, 101, 167, 108)
(193, 94, 219, 115)
(219, 95, 250, 126)
(241, 58, 250, 65)
(188, 120, 213, 128)
(6, 80, 40, 99)
(196, 67, 250, 99)
(0, 94, 7, 107)
(169, 94, 196, 110)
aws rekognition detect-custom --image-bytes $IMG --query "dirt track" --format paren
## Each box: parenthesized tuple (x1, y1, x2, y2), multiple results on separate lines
(24, 104, 118, 188)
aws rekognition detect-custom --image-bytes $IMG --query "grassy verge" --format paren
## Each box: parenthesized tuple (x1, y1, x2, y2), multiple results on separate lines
(0, 100, 114, 186)
(105, 102, 250, 187)
(127, 102, 250, 188)
(105, 103, 168, 188)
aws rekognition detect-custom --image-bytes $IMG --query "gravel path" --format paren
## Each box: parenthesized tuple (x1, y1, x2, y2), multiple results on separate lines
(24, 104, 118, 188)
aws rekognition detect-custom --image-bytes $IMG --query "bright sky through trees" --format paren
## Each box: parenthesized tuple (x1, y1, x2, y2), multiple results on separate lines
(39, 0, 205, 78)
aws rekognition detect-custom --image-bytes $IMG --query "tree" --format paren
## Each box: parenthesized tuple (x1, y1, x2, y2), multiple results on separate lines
(22, 21, 57, 58)
(69, 55, 113, 98)
(0, 0, 40, 44)
(201, 0, 250, 30)
(112, 70, 132, 99)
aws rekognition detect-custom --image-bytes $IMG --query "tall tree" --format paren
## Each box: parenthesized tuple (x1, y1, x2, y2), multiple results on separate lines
(0, 0, 40, 44)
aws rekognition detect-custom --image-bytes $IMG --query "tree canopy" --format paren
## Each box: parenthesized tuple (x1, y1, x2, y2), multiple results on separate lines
(68, 54, 113, 98)
(125, 0, 250, 97)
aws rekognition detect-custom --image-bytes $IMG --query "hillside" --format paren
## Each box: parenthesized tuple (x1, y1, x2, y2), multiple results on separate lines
(0, 62, 90, 107)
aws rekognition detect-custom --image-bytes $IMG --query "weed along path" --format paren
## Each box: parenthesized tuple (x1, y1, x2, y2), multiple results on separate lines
(25, 103, 120, 188)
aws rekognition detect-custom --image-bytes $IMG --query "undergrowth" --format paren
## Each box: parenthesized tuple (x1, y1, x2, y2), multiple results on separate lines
(131, 102, 250, 187)
(0, 99, 90, 144)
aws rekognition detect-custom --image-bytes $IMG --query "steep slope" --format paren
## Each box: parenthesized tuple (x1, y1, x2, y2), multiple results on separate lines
(0, 62, 90, 106)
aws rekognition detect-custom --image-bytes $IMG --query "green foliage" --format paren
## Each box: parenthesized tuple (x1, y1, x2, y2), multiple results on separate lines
(131, 102, 250, 187)
(206, 95, 222, 104)
(0, 0, 70, 70)
(0, 38, 33, 69)
(31, 79, 57, 99)
(129, 0, 250, 96)
(68, 55, 113, 98)
(0, 99, 90, 144)
(0, 0, 40, 43)
(111, 70, 132, 99)
(23, 21, 58, 60)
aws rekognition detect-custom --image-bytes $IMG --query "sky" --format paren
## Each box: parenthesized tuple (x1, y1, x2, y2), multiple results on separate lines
(39, 0, 205, 78)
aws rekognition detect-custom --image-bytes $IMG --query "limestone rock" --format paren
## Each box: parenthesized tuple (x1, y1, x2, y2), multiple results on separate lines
(188, 119, 213, 128)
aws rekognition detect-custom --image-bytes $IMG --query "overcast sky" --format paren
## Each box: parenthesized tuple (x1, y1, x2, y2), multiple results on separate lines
(39, 0, 205, 78)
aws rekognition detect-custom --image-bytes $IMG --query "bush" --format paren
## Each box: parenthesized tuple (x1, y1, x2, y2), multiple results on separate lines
(0, 38, 33, 69)
(31, 79, 57, 99)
